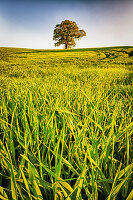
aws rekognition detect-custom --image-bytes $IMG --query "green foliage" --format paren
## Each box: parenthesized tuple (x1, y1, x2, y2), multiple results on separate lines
(0, 47, 133, 199)
(53, 20, 86, 49)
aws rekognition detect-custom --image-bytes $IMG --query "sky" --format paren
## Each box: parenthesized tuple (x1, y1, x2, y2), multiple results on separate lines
(0, 0, 133, 49)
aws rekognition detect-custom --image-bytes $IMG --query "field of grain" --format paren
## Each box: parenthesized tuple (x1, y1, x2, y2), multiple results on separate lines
(0, 46, 133, 200)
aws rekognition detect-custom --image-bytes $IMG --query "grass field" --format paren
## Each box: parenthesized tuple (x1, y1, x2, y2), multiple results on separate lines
(0, 46, 133, 200)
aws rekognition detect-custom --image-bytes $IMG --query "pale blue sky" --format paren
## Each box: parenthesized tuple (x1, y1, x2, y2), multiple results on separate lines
(0, 0, 133, 49)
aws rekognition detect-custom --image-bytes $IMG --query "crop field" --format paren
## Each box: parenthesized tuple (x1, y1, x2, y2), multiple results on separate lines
(0, 46, 133, 200)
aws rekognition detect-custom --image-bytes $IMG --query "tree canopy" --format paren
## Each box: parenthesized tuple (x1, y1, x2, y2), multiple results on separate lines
(53, 20, 86, 49)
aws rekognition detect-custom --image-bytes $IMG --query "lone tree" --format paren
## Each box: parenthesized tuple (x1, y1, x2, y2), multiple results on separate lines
(53, 20, 86, 49)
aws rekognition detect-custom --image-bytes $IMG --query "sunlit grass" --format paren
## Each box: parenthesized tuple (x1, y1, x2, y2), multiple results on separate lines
(0, 47, 133, 199)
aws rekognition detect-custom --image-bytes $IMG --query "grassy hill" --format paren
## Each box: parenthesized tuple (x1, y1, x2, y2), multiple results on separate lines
(0, 47, 133, 200)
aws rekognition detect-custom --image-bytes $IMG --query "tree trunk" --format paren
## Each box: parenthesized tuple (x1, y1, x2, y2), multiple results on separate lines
(65, 43, 68, 49)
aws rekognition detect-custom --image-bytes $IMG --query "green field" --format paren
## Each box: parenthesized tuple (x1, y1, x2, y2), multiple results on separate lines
(0, 46, 133, 200)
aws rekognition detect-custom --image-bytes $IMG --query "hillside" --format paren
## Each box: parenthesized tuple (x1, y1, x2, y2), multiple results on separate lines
(0, 46, 133, 86)
(0, 46, 133, 200)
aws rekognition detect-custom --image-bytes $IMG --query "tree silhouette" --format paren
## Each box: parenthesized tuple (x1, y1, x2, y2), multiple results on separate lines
(53, 20, 86, 49)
